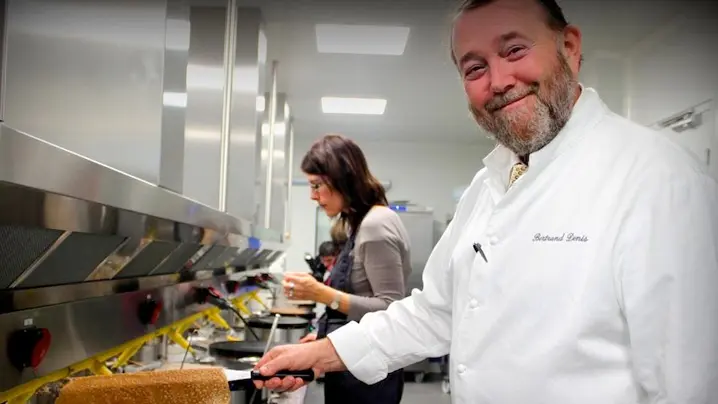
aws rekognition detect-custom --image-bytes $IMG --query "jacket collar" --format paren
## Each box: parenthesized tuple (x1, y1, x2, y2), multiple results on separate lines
(481, 84, 608, 191)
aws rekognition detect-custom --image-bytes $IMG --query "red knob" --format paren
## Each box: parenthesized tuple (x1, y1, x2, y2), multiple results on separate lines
(138, 298, 163, 326)
(7, 327, 52, 371)
(207, 286, 222, 299)
(226, 281, 240, 294)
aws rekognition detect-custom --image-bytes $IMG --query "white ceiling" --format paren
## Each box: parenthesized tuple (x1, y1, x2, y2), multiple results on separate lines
(239, 0, 685, 144)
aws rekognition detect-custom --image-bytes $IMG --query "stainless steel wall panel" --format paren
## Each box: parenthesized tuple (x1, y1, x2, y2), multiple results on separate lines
(225, 7, 264, 222)
(269, 93, 290, 235)
(284, 122, 295, 239)
(218, 0, 237, 212)
(2, 0, 167, 184)
(263, 62, 279, 229)
(159, 0, 191, 193)
(182, 5, 228, 209)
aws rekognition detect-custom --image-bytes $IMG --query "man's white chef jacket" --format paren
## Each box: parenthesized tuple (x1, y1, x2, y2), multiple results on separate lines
(328, 86, 718, 403)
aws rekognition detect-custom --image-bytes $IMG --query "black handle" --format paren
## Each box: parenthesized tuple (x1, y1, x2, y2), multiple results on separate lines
(250, 369, 315, 382)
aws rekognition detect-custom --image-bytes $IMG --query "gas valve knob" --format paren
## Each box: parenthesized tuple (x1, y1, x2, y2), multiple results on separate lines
(225, 280, 240, 295)
(7, 326, 52, 371)
(138, 298, 163, 326)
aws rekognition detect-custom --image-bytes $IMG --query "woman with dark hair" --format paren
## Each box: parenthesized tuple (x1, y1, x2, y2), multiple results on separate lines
(282, 134, 411, 404)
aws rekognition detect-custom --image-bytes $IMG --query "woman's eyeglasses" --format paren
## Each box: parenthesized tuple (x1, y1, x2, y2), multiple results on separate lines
(309, 182, 325, 192)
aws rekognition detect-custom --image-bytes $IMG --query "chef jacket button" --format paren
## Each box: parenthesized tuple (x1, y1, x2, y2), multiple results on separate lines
(469, 299, 479, 309)
(489, 236, 499, 245)
(457, 364, 467, 374)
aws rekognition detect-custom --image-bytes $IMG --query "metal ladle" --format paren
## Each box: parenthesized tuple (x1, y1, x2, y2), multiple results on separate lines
(248, 313, 281, 404)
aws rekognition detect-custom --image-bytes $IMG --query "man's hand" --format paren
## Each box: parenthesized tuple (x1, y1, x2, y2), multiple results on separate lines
(299, 333, 317, 343)
(253, 338, 346, 392)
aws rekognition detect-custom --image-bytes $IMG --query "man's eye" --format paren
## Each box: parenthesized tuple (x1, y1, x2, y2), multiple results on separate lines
(464, 65, 485, 78)
(506, 46, 527, 59)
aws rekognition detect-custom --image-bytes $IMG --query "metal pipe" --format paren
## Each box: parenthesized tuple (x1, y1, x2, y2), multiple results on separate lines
(251, 314, 281, 404)
(264, 313, 281, 351)
(218, 0, 238, 212)
(160, 334, 169, 363)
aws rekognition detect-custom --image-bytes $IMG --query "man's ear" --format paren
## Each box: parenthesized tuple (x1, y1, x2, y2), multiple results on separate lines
(561, 25, 583, 73)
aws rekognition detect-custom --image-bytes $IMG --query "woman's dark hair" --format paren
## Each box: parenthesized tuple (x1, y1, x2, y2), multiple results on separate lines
(301, 134, 387, 232)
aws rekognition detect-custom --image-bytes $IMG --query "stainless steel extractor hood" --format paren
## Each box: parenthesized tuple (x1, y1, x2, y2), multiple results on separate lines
(0, 124, 284, 395)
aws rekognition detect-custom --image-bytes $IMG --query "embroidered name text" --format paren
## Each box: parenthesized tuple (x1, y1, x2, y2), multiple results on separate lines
(533, 233, 588, 242)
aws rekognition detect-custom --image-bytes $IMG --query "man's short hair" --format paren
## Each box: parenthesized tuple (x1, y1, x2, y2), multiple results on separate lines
(454, 0, 569, 32)
(450, 0, 582, 67)
(318, 241, 338, 257)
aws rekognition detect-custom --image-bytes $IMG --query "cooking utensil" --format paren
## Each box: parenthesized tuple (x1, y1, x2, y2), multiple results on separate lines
(224, 368, 253, 391)
(209, 341, 267, 371)
(249, 369, 314, 382)
(244, 316, 310, 344)
(247, 314, 281, 403)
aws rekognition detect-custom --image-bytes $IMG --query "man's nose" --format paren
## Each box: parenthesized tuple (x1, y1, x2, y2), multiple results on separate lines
(489, 62, 516, 95)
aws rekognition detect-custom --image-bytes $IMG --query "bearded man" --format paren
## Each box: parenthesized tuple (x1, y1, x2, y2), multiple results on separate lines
(253, 0, 718, 402)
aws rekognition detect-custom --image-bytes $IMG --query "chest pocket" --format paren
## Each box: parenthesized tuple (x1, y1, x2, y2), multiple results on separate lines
(449, 193, 496, 300)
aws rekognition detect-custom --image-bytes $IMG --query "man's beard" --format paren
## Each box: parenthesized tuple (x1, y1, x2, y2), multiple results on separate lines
(470, 51, 578, 157)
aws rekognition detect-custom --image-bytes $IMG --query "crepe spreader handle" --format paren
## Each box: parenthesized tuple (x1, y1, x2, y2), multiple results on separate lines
(250, 369, 315, 382)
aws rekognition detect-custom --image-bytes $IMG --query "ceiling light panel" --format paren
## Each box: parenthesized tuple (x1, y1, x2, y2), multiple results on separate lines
(321, 97, 387, 115)
(315, 24, 410, 56)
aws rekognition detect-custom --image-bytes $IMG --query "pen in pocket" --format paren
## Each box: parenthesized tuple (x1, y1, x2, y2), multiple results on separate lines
(473, 242, 488, 263)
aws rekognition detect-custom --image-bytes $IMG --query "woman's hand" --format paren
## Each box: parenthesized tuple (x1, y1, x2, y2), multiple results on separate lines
(283, 272, 323, 301)
(299, 333, 317, 344)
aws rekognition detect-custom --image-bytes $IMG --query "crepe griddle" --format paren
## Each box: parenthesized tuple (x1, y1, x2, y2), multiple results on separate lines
(210, 340, 268, 359)
(247, 316, 309, 329)
(211, 340, 314, 382)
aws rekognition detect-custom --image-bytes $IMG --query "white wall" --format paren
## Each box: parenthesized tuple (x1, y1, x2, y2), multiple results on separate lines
(283, 137, 493, 271)
(579, 51, 628, 117)
(625, 5, 718, 126)
(623, 3, 718, 177)
(292, 137, 492, 222)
